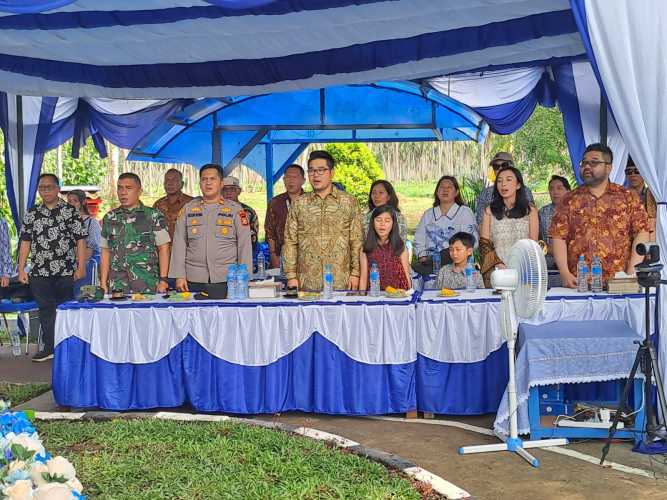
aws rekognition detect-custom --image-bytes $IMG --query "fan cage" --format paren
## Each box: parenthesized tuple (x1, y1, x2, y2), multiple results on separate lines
(507, 239, 547, 318)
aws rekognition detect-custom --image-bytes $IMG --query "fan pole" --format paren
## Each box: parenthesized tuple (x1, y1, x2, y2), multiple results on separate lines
(459, 291, 568, 467)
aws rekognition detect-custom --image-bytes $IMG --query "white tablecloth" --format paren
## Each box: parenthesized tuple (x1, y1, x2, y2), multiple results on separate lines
(417, 288, 652, 363)
(55, 293, 416, 366)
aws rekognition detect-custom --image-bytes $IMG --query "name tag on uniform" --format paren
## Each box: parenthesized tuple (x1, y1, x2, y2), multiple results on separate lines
(187, 212, 203, 217)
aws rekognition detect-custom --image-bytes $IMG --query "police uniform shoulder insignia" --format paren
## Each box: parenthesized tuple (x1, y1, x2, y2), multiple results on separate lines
(239, 210, 249, 226)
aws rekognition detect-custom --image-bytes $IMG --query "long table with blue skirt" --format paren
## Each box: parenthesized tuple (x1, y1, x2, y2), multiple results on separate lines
(53, 292, 417, 414)
(416, 288, 653, 415)
(54, 287, 652, 415)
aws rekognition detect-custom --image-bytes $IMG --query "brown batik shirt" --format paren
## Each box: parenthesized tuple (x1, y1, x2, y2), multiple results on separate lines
(549, 182, 649, 280)
(153, 192, 194, 239)
(283, 187, 362, 291)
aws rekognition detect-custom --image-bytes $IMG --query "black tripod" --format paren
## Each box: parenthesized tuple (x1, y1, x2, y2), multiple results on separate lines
(600, 260, 667, 464)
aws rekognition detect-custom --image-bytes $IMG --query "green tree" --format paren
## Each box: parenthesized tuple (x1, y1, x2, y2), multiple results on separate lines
(42, 138, 108, 186)
(488, 106, 574, 191)
(325, 143, 384, 206)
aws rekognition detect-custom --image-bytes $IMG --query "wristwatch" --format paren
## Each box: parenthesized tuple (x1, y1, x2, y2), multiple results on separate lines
(159, 276, 169, 283)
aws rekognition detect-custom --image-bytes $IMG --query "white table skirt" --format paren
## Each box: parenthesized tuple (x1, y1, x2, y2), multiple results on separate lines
(417, 288, 652, 363)
(55, 294, 416, 366)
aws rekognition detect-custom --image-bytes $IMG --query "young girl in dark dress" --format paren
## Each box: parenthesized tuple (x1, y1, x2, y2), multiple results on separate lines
(359, 205, 411, 291)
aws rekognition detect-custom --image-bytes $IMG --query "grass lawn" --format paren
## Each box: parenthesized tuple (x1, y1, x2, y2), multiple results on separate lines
(39, 419, 424, 500)
(0, 382, 51, 405)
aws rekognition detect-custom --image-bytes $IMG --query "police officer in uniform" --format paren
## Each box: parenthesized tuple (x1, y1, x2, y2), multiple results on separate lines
(169, 164, 253, 296)
(100, 172, 171, 294)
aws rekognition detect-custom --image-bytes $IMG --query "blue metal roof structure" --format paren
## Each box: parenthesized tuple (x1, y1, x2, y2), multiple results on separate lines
(128, 81, 488, 198)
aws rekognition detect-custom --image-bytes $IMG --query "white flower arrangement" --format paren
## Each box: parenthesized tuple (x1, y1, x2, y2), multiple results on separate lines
(1, 400, 84, 499)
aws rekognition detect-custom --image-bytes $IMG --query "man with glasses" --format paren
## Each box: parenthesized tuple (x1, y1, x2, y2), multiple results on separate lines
(551, 143, 649, 288)
(474, 152, 535, 224)
(283, 150, 362, 291)
(625, 156, 656, 239)
(17, 173, 87, 362)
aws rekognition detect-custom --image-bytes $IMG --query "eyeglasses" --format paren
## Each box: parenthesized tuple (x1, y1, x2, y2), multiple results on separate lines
(625, 168, 640, 175)
(491, 161, 511, 170)
(307, 168, 330, 176)
(579, 160, 610, 168)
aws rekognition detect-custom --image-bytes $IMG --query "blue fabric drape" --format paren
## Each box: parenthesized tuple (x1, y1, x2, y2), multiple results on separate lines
(53, 335, 187, 410)
(0, 1, 75, 13)
(54, 333, 416, 414)
(474, 73, 556, 135)
(416, 345, 509, 415)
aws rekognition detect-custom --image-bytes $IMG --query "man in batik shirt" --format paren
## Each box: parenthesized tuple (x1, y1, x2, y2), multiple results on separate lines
(283, 150, 362, 291)
(17, 173, 87, 361)
(550, 143, 649, 288)
(153, 168, 193, 240)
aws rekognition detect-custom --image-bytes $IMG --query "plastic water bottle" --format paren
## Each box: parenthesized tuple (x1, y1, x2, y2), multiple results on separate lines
(465, 257, 476, 292)
(237, 264, 249, 299)
(322, 264, 334, 299)
(591, 255, 603, 293)
(227, 264, 238, 299)
(10, 329, 21, 356)
(369, 262, 381, 297)
(432, 251, 441, 275)
(257, 252, 266, 279)
(577, 255, 589, 293)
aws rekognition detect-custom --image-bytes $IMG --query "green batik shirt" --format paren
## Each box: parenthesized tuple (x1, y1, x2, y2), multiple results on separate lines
(100, 203, 171, 293)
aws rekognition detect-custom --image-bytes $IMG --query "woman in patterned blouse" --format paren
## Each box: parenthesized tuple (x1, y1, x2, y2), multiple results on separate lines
(538, 175, 571, 268)
(359, 205, 411, 291)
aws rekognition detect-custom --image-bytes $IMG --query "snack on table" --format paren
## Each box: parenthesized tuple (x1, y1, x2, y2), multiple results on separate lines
(131, 293, 146, 301)
(439, 288, 459, 297)
(385, 286, 407, 298)
(297, 291, 321, 300)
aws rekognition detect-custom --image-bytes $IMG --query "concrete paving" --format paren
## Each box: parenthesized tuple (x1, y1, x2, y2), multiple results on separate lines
(5, 353, 667, 499)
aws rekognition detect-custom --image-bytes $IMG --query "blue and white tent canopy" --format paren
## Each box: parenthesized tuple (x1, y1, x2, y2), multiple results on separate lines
(0, 0, 584, 99)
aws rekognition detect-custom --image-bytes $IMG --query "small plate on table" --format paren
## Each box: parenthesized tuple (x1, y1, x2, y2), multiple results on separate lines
(438, 288, 460, 298)
(297, 291, 321, 301)
(384, 288, 408, 299)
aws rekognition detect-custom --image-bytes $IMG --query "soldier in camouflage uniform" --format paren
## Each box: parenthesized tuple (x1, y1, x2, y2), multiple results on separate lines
(100, 173, 171, 294)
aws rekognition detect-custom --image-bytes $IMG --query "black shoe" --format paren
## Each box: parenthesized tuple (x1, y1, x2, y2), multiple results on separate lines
(32, 350, 54, 362)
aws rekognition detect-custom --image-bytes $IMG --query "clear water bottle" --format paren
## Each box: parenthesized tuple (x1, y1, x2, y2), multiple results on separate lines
(591, 255, 603, 293)
(432, 251, 441, 275)
(465, 257, 476, 292)
(322, 263, 334, 299)
(227, 264, 238, 299)
(257, 252, 266, 279)
(237, 264, 249, 299)
(10, 329, 21, 356)
(577, 255, 589, 293)
(369, 262, 381, 297)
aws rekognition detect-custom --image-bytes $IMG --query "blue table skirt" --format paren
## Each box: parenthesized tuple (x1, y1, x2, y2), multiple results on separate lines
(416, 345, 509, 415)
(53, 333, 416, 415)
(415, 346, 625, 415)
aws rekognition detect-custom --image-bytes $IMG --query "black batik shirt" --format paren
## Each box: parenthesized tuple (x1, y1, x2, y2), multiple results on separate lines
(19, 199, 87, 277)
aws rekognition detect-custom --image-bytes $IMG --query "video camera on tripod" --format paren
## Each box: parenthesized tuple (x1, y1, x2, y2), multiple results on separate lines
(601, 242, 667, 462)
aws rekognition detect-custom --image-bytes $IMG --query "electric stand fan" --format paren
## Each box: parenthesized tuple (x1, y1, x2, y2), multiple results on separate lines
(458, 239, 568, 467)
